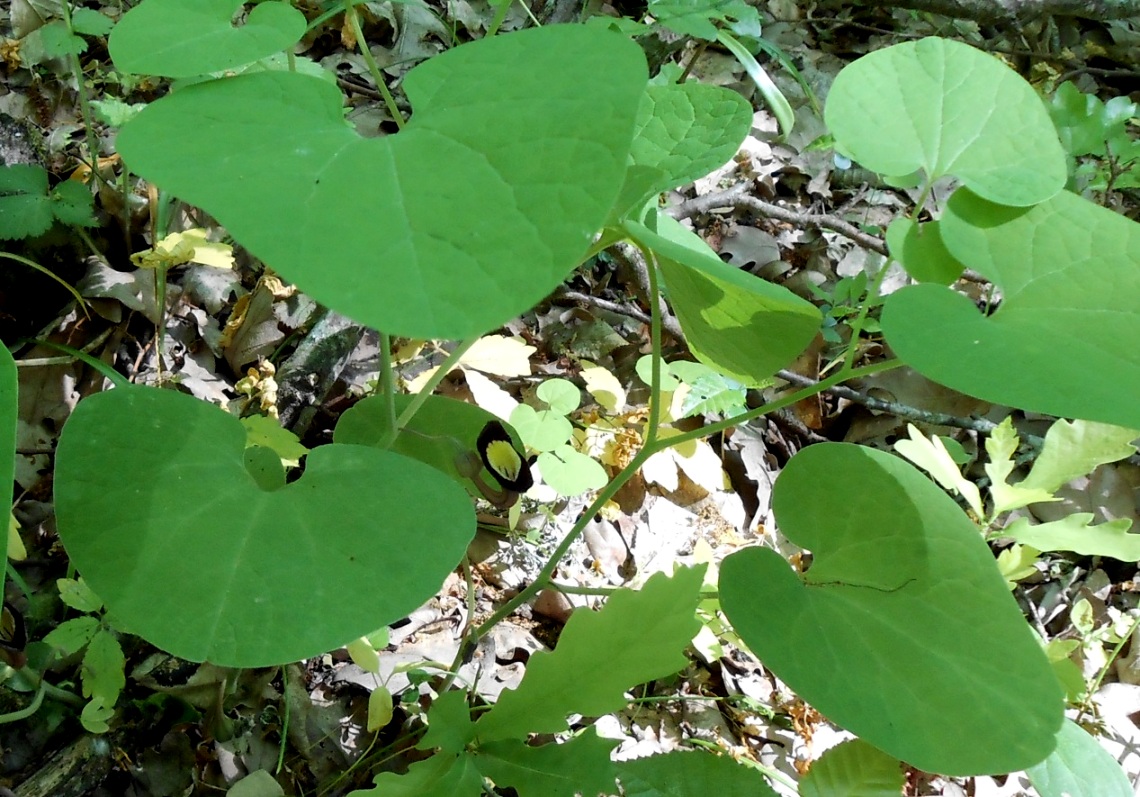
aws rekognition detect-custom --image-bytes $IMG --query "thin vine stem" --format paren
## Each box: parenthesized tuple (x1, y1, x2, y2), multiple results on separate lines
(345, 1, 406, 129)
(379, 338, 478, 448)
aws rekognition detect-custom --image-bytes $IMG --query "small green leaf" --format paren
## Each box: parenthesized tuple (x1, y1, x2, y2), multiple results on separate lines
(647, 0, 760, 41)
(352, 752, 484, 796)
(57, 577, 104, 613)
(241, 414, 309, 466)
(475, 566, 705, 743)
(536, 445, 607, 497)
(80, 696, 114, 734)
(536, 379, 580, 415)
(71, 8, 114, 36)
(800, 739, 904, 797)
(50, 180, 97, 227)
(110, 0, 307, 77)
(985, 418, 1056, 516)
(38, 21, 87, 57)
(510, 404, 572, 453)
(82, 628, 126, 705)
(367, 686, 394, 733)
(894, 424, 983, 518)
(43, 616, 100, 656)
(0, 165, 53, 240)
(826, 37, 1065, 206)
(1027, 720, 1133, 797)
(885, 218, 963, 285)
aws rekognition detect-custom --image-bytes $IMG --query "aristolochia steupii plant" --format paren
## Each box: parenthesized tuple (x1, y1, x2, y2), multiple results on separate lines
(25, 0, 1136, 792)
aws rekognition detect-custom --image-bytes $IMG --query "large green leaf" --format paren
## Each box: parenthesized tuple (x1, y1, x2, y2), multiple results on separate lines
(54, 387, 475, 667)
(882, 189, 1140, 427)
(110, 0, 307, 78)
(116, 26, 646, 339)
(825, 37, 1065, 207)
(719, 443, 1062, 775)
(625, 213, 820, 386)
(1027, 720, 1133, 797)
(476, 732, 617, 797)
(629, 82, 752, 196)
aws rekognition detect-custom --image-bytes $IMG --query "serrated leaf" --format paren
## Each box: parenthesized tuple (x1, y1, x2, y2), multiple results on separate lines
(38, 20, 86, 57)
(476, 731, 617, 797)
(474, 565, 705, 742)
(43, 615, 100, 656)
(0, 166, 53, 239)
(1002, 514, 1140, 562)
(50, 180, 97, 227)
(82, 628, 125, 704)
(57, 576, 103, 612)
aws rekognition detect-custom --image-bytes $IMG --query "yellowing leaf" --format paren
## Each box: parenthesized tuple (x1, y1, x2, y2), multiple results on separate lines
(459, 335, 535, 377)
(131, 228, 234, 270)
(894, 424, 983, 518)
(462, 368, 519, 421)
(985, 418, 1056, 516)
(368, 685, 394, 732)
(581, 362, 626, 412)
(7, 514, 25, 562)
(347, 637, 380, 674)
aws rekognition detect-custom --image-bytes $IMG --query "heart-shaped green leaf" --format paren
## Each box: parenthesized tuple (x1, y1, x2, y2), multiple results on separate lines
(626, 213, 821, 385)
(110, 0, 307, 78)
(885, 218, 963, 285)
(825, 37, 1065, 207)
(1027, 720, 1133, 797)
(116, 27, 647, 339)
(55, 387, 475, 667)
(720, 443, 1061, 775)
(882, 188, 1140, 427)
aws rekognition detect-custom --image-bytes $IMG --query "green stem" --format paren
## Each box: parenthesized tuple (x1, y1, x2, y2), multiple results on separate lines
(59, 1, 109, 193)
(383, 338, 478, 446)
(1077, 611, 1140, 724)
(378, 333, 397, 439)
(345, 1, 406, 129)
(840, 260, 890, 373)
